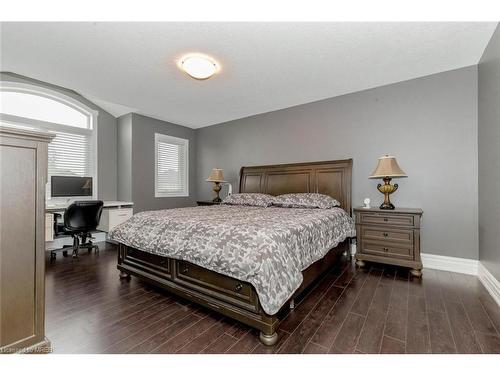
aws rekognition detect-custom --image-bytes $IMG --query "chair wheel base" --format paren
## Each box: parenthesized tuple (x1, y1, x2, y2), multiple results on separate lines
(50, 230, 100, 261)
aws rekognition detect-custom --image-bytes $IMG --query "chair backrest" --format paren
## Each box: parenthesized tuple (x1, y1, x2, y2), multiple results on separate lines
(64, 200, 104, 231)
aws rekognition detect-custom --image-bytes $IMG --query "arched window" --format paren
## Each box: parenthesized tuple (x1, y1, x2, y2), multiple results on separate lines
(0, 82, 98, 199)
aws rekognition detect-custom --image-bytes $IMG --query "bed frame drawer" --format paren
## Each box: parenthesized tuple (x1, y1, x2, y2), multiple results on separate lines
(174, 260, 258, 312)
(122, 247, 171, 278)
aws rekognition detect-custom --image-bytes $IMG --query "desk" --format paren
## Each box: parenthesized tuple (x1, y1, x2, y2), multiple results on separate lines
(45, 201, 134, 247)
(45, 200, 134, 213)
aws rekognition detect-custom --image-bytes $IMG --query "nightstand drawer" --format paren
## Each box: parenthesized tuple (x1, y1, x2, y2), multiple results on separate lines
(361, 226, 413, 246)
(361, 240, 413, 260)
(359, 212, 414, 227)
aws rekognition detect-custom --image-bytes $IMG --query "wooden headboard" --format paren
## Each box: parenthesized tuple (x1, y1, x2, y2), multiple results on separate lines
(239, 159, 353, 213)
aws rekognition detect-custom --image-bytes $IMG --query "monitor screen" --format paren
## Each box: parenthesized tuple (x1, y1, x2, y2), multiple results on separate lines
(51, 176, 93, 197)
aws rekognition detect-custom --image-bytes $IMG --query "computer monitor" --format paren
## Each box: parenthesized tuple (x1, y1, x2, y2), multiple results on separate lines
(51, 176, 93, 197)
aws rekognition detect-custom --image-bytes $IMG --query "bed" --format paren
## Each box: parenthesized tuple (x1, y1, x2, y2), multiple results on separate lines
(109, 159, 354, 345)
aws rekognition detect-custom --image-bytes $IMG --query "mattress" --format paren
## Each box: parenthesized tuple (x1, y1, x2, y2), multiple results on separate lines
(108, 205, 355, 315)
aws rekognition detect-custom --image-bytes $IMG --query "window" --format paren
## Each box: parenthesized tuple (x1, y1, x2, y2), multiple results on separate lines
(0, 82, 98, 199)
(1, 91, 90, 128)
(155, 133, 189, 197)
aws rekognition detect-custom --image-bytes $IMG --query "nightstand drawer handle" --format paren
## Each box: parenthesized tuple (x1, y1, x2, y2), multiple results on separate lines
(181, 266, 189, 274)
(383, 247, 389, 252)
(235, 283, 243, 292)
(383, 232, 389, 237)
(159, 259, 167, 266)
(383, 218, 388, 222)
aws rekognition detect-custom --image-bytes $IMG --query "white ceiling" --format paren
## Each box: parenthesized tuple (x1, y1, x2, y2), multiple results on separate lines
(1, 22, 497, 128)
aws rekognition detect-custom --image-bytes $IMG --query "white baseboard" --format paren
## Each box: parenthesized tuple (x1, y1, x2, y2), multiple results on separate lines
(478, 262, 500, 307)
(421, 253, 479, 275)
(421, 253, 500, 307)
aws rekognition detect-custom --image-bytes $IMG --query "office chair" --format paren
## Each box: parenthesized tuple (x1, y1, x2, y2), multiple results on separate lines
(50, 200, 104, 260)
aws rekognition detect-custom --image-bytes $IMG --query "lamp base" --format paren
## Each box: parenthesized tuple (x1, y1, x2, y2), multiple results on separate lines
(379, 202, 395, 210)
(377, 177, 398, 210)
(212, 182, 222, 203)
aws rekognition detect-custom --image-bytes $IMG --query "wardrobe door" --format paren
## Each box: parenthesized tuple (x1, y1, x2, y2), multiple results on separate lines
(0, 144, 37, 349)
(0, 127, 52, 353)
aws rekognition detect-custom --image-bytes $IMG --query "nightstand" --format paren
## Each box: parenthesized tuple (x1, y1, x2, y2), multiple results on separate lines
(196, 200, 221, 206)
(354, 207, 423, 277)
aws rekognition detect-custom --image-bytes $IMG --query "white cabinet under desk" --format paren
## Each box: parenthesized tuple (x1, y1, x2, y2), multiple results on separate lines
(97, 206, 133, 232)
(45, 201, 134, 249)
(45, 213, 54, 242)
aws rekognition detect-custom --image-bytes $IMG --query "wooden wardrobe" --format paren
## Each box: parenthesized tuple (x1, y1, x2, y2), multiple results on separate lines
(0, 125, 54, 353)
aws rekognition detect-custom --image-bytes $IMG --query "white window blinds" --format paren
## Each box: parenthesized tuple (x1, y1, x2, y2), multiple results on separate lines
(155, 133, 189, 197)
(47, 130, 94, 193)
(48, 131, 93, 177)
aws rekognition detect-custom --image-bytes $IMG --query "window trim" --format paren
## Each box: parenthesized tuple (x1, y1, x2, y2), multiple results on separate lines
(154, 133, 189, 198)
(0, 81, 99, 200)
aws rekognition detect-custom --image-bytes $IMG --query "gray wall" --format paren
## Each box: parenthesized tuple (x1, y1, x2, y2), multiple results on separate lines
(117, 113, 197, 212)
(117, 114, 132, 202)
(196, 66, 479, 260)
(478, 25, 500, 280)
(0, 72, 118, 200)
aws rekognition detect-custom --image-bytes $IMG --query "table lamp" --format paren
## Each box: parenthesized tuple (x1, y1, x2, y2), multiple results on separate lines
(369, 155, 407, 209)
(206, 168, 226, 203)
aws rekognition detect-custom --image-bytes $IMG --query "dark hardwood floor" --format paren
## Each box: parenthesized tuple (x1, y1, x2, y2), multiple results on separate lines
(45, 242, 500, 354)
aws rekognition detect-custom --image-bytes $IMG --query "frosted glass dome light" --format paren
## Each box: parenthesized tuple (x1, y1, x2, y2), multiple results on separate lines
(180, 54, 219, 80)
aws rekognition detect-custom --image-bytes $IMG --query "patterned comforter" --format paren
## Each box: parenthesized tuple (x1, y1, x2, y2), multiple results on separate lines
(108, 205, 355, 315)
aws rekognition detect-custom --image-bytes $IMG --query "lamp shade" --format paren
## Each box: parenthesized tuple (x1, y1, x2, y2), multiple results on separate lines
(369, 155, 407, 178)
(206, 168, 226, 183)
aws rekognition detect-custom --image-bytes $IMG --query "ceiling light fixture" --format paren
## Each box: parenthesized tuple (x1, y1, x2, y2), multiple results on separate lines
(179, 54, 219, 80)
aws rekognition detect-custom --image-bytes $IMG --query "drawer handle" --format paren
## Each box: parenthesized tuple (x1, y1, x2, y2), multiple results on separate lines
(383, 247, 389, 252)
(235, 283, 243, 292)
(181, 266, 189, 274)
(159, 259, 167, 266)
(383, 218, 388, 222)
(383, 232, 389, 237)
